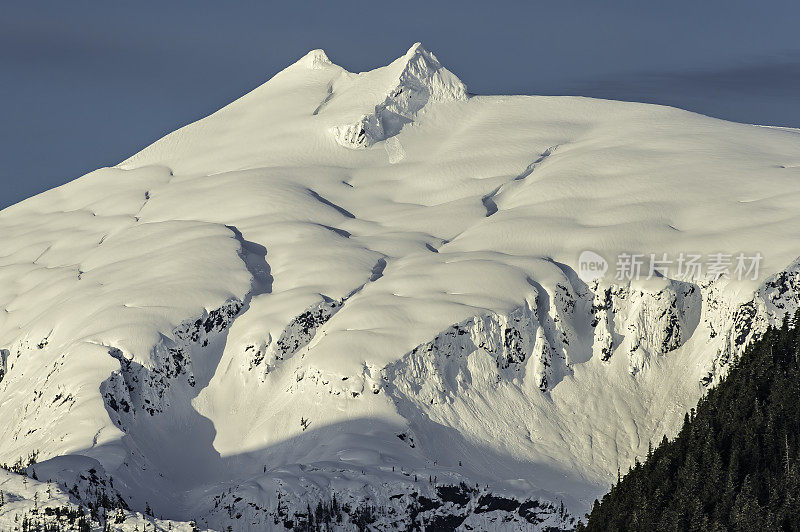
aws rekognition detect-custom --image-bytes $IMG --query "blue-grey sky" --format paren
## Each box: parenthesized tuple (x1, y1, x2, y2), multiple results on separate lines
(2, 0, 799, 210)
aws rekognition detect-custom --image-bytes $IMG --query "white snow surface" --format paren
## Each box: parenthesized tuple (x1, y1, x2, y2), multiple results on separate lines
(2, 43, 800, 530)
(0, 466, 202, 531)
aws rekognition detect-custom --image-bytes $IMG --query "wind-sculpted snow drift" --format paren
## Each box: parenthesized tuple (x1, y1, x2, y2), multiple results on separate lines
(2, 43, 800, 530)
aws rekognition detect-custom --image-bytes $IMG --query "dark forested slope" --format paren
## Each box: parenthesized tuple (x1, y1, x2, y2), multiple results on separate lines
(580, 310, 800, 531)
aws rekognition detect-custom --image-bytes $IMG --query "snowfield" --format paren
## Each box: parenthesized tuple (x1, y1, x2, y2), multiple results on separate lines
(2, 43, 800, 530)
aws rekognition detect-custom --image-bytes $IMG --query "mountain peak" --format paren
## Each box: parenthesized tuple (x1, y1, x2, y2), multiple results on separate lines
(392, 42, 465, 98)
(331, 43, 467, 149)
(296, 48, 334, 70)
(404, 41, 428, 59)
(400, 42, 444, 69)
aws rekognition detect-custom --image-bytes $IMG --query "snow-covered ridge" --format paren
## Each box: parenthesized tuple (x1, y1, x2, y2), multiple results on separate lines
(2, 42, 800, 530)
(248, 299, 342, 376)
(102, 299, 242, 422)
(330, 42, 468, 148)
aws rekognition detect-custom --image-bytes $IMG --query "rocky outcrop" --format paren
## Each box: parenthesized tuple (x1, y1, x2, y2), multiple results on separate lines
(590, 279, 701, 375)
(0, 348, 7, 385)
(203, 477, 575, 532)
(101, 299, 241, 423)
(247, 299, 342, 376)
(702, 260, 800, 386)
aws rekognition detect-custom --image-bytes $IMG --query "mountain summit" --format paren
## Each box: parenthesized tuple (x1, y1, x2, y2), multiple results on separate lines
(329, 42, 468, 148)
(295, 48, 334, 70)
(2, 44, 800, 530)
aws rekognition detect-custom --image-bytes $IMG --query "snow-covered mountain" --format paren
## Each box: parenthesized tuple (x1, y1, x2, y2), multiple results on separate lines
(2, 43, 800, 530)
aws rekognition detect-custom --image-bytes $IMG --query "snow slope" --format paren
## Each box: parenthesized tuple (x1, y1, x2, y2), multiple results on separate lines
(0, 465, 203, 531)
(2, 43, 800, 530)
